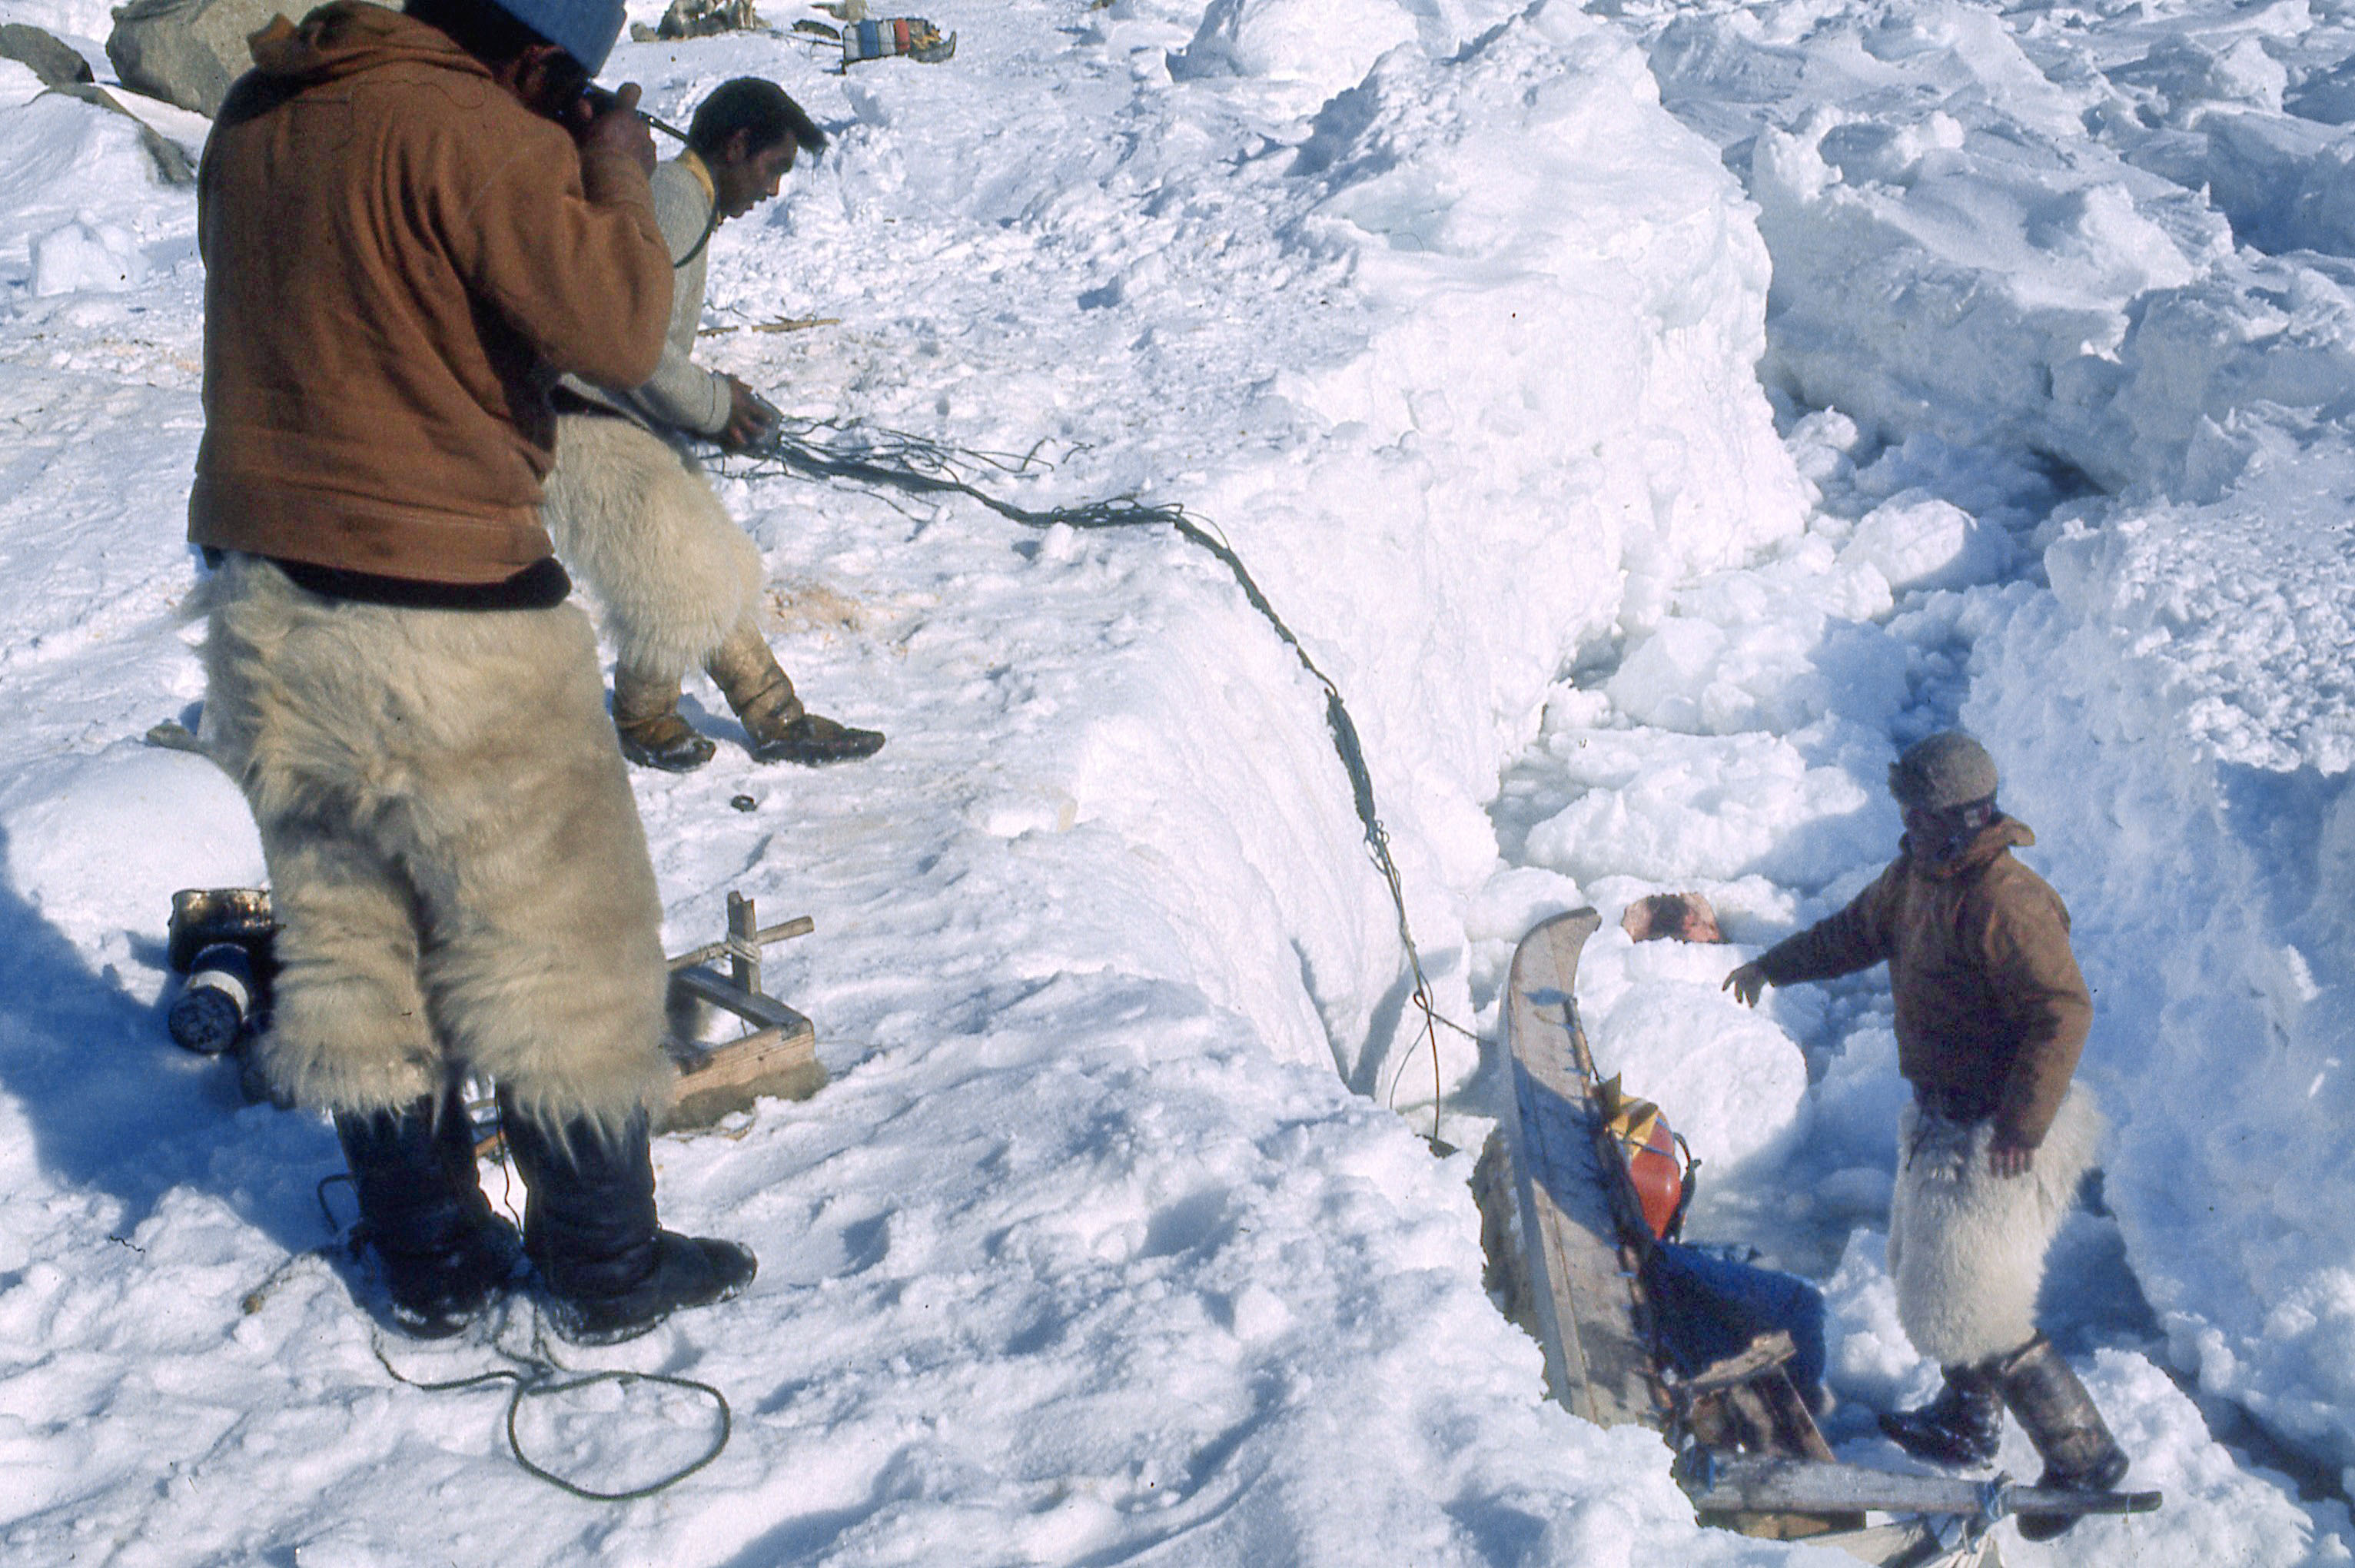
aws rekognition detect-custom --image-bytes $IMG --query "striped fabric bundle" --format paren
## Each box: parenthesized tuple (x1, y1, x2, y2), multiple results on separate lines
(842, 14, 955, 62)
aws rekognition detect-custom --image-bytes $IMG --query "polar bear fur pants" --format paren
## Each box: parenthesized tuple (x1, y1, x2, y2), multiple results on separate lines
(1888, 1087, 2101, 1366)
(201, 554, 674, 1138)
(540, 411, 767, 684)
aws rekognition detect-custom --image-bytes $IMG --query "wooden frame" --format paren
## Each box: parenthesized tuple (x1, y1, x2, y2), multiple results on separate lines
(662, 892, 825, 1128)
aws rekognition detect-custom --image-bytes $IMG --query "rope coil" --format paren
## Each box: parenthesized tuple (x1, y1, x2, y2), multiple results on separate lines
(315, 1174, 733, 1500)
(371, 1320, 732, 1503)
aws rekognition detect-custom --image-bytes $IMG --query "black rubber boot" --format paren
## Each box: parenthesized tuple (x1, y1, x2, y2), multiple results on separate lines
(1996, 1335, 2131, 1541)
(497, 1095, 756, 1344)
(334, 1086, 520, 1338)
(1878, 1362, 2004, 1467)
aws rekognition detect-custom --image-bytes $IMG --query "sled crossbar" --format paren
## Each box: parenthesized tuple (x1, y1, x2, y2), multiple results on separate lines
(1676, 1453, 2164, 1520)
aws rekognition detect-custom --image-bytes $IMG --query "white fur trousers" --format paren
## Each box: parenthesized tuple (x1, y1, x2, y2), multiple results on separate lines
(201, 555, 674, 1136)
(540, 412, 765, 681)
(1887, 1088, 2101, 1366)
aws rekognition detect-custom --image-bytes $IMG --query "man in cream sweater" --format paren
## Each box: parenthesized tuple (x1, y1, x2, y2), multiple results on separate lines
(546, 78, 886, 771)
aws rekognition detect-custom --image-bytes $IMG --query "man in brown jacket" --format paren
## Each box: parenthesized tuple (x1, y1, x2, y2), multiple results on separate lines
(193, 0, 752, 1344)
(1726, 733, 2128, 1540)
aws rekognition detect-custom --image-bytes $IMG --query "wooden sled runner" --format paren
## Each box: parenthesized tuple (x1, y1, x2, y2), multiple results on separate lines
(1482, 910, 2160, 1566)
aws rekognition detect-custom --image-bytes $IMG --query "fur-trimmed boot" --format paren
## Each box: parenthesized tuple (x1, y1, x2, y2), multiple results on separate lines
(498, 1095, 756, 1344)
(1995, 1335, 2131, 1540)
(334, 1086, 520, 1338)
(707, 623, 884, 766)
(612, 666, 717, 772)
(1878, 1363, 2003, 1466)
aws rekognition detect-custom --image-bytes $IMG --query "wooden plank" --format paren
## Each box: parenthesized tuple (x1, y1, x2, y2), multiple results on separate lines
(666, 915, 812, 972)
(1679, 1330, 1799, 1396)
(663, 963, 823, 1129)
(1678, 1454, 2163, 1521)
(1802, 1519, 1998, 1568)
(672, 962, 808, 1031)
(663, 1018, 822, 1128)
(1685, 1370, 1838, 1466)
(1683, 1364, 1859, 1542)
(727, 891, 761, 995)
(1500, 909, 1663, 1430)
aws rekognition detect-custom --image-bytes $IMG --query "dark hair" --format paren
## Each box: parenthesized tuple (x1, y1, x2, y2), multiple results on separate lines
(687, 78, 826, 161)
(1631, 893, 1694, 941)
(405, 0, 551, 67)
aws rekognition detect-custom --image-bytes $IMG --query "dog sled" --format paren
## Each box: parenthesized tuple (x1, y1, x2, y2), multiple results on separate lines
(1476, 911, 2160, 1566)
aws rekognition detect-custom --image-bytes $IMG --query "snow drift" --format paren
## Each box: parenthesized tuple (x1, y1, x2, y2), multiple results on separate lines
(1622, 0, 2355, 1503)
(2, 0, 2352, 1556)
(0, 0, 1834, 1560)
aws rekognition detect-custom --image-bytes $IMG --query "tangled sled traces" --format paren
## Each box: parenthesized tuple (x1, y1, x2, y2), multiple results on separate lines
(728, 417, 1475, 1137)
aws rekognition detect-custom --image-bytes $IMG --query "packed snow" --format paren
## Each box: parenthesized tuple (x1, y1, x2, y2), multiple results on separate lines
(0, 0, 2350, 1561)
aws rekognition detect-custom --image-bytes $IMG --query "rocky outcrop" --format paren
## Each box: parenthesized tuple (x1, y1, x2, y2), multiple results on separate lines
(73, 81, 200, 182)
(2, 20, 194, 184)
(0, 22, 96, 88)
(106, 0, 283, 118)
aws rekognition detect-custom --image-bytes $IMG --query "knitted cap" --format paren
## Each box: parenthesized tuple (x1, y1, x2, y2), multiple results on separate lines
(1888, 732, 1999, 811)
(488, 0, 626, 71)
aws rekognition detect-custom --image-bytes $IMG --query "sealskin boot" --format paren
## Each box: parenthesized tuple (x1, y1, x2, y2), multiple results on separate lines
(497, 1095, 756, 1344)
(612, 666, 716, 772)
(707, 623, 884, 766)
(1995, 1334, 2131, 1541)
(334, 1086, 520, 1338)
(1878, 1362, 2004, 1467)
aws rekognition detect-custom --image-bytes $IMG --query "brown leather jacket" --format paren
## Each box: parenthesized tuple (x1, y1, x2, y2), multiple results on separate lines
(1755, 817, 2092, 1148)
(188, 4, 669, 583)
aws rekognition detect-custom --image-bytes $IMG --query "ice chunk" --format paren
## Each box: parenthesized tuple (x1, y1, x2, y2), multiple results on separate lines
(1171, 0, 1418, 114)
(1838, 491, 2011, 593)
(1521, 729, 1883, 887)
(1592, 976, 1808, 1172)
(1604, 616, 1731, 733)
(30, 214, 147, 296)
(1463, 865, 1587, 948)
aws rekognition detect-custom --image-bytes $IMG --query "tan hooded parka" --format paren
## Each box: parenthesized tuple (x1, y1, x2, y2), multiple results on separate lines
(188, 2, 670, 583)
(1755, 816, 2094, 1148)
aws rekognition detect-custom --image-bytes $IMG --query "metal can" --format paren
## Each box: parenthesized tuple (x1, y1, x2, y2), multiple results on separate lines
(169, 942, 256, 1055)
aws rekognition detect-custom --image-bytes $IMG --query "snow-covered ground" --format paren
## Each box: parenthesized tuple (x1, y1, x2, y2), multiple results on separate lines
(0, 0, 2350, 1560)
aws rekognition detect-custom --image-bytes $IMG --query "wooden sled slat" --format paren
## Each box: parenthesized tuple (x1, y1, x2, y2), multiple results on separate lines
(1677, 1453, 2164, 1521)
(1802, 1519, 1999, 1568)
(663, 979, 821, 1128)
(1486, 911, 2159, 1567)
(672, 962, 810, 1032)
(1500, 909, 1664, 1430)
